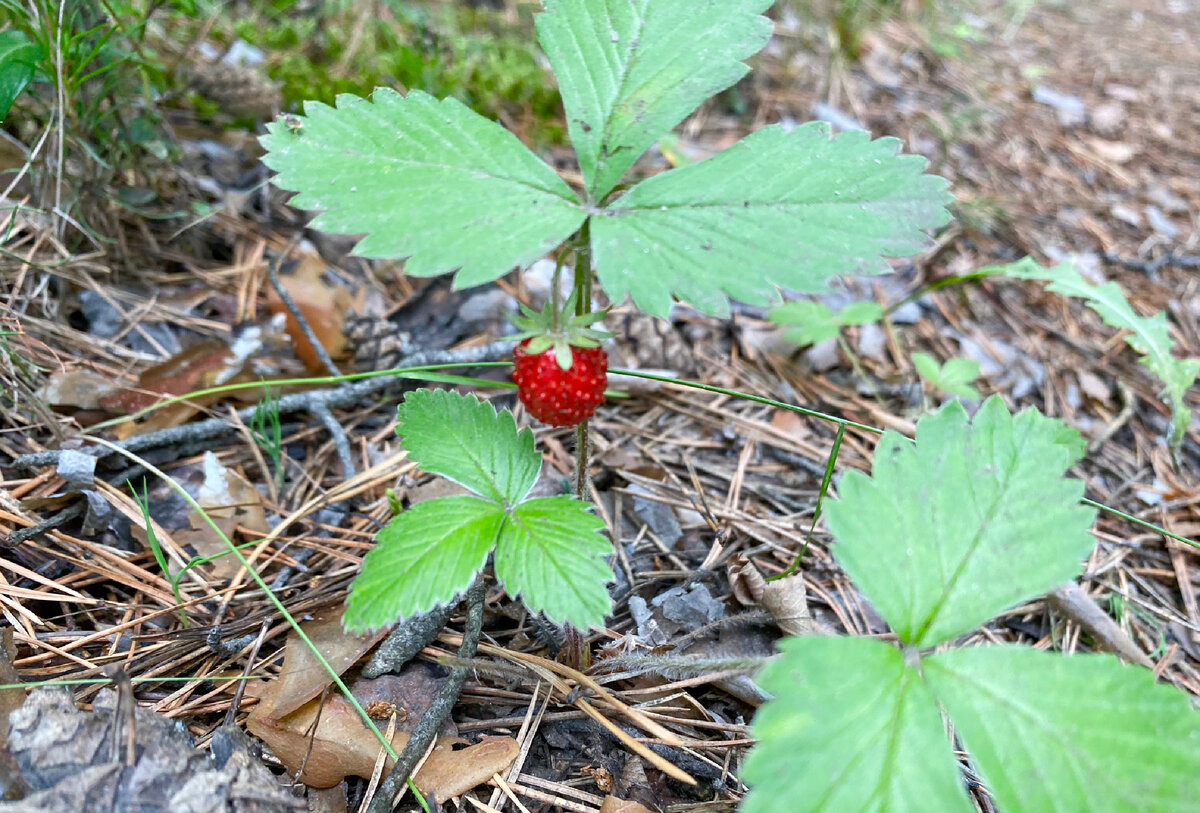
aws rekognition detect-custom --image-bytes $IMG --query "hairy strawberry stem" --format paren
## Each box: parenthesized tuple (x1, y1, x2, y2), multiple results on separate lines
(571, 224, 595, 501)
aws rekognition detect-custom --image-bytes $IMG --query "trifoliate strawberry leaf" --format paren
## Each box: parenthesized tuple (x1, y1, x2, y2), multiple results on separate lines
(744, 636, 973, 813)
(343, 496, 503, 633)
(925, 645, 1200, 813)
(912, 352, 981, 400)
(824, 397, 1096, 648)
(395, 390, 540, 506)
(769, 300, 884, 347)
(261, 89, 586, 288)
(493, 496, 611, 628)
(1004, 258, 1199, 457)
(590, 123, 952, 317)
(535, 0, 773, 202)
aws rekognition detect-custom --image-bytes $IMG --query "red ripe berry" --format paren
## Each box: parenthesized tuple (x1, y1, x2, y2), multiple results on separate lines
(512, 340, 607, 427)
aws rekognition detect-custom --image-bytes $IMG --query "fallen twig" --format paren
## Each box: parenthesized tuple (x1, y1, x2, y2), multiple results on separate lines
(13, 342, 512, 472)
(1047, 580, 1154, 668)
(367, 578, 487, 813)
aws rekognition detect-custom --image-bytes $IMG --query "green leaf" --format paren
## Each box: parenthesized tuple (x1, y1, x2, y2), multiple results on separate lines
(770, 302, 841, 346)
(770, 300, 884, 348)
(535, 0, 773, 201)
(1004, 259, 1199, 455)
(911, 350, 941, 383)
(914, 353, 981, 399)
(0, 31, 39, 122)
(937, 357, 980, 399)
(744, 636, 973, 813)
(590, 123, 952, 317)
(838, 300, 886, 325)
(395, 390, 540, 505)
(824, 397, 1096, 647)
(343, 496, 503, 632)
(261, 89, 586, 288)
(494, 496, 611, 627)
(925, 645, 1200, 813)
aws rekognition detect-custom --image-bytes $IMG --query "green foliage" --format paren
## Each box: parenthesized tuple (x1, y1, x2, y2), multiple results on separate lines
(261, 88, 585, 287)
(395, 387, 540, 506)
(925, 646, 1200, 812)
(911, 351, 980, 399)
(348, 495, 504, 624)
(211, 0, 562, 141)
(591, 124, 948, 316)
(748, 636, 973, 813)
(494, 496, 615, 626)
(0, 29, 38, 121)
(827, 397, 1094, 647)
(343, 390, 610, 632)
(768, 300, 884, 347)
(1002, 257, 1199, 456)
(262, 0, 951, 319)
(745, 398, 1200, 813)
(0, 0, 182, 230)
(535, 0, 773, 200)
(250, 389, 283, 487)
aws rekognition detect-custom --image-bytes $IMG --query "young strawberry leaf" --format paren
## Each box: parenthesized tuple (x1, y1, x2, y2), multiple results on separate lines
(912, 352, 981, 399)
(769, 300, 884, 347)
(924, 645, 1200, 813)
(535, 0, 773, 202)
(1004, 258, 1199, 457)
(744, 636, 973, 813)
(590, 124, 952, 317)
(824, 397, 1096, 648)
(493, 496, 611, 628)
(343, 496, 504, 633)
(260, 89, 586, 288)
(395, 390, 540, 506)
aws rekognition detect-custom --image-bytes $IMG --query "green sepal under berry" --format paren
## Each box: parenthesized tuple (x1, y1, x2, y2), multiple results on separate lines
(503, 291, 612, 370)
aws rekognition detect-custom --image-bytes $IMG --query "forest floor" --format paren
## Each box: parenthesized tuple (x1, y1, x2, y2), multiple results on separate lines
(0, 1, 1197, 811)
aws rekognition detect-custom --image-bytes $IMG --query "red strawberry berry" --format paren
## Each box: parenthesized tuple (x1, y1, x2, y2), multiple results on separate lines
(512, 340, 607, 427)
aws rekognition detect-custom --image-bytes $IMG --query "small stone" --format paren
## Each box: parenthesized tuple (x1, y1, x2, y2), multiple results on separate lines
(1033, 86, 1086, 127)
(1089, 101, 1126, 136)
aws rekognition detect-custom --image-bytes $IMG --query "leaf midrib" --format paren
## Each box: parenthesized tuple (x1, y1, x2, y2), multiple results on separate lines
(911, 424, 1032, 645)
(589, 0, 649, 200)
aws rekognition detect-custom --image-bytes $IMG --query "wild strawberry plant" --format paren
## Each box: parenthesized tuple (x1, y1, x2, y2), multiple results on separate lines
(768, 256, 1198, 454)
(343, 389, 611, 631)
(262, 0, 950, 624)
(745, 398, 1200, 813)
(259, 0, 1200, 809)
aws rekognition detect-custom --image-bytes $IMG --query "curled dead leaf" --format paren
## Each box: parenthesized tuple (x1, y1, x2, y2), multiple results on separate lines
(726, 554, 812, 637)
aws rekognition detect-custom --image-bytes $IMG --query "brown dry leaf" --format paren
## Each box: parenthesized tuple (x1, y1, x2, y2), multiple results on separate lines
(248, 685, 406, 788)
(727, 554, 812, 636)
(173, 452, 269, 580)
(40, 369, 119, 409)
(0, 629, 25, 749)
(99, 338, 244, 414)
(97, 320, 291, 438)
(417, 736, 520, 799)
(248, 683, 517, 792)
(266, 254, 358, 373)
(268, 606, 390, 719)
(769, 407, 811, 440)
